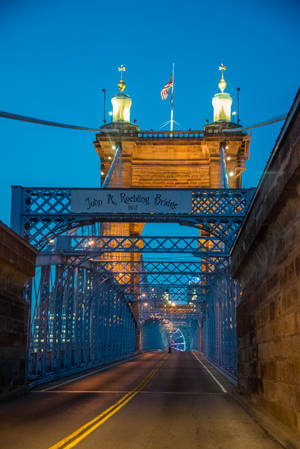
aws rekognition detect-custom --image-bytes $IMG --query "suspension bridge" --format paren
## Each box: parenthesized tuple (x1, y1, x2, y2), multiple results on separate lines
(0, 71, 299, 449)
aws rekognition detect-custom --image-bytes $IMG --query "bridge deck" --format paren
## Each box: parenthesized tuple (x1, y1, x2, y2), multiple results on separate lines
(0, 352, 281, 449)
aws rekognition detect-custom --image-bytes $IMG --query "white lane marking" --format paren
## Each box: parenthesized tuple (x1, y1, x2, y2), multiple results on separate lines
(36, 355, 140, 392)
(192, 351, 227, 393)
(32, 390, 222, 395)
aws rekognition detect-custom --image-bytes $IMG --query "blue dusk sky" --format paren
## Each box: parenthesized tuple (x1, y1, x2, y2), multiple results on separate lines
(0, 0, 299, 226)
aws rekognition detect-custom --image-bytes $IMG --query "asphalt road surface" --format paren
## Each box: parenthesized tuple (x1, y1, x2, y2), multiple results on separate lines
(0, 351, 283, 449)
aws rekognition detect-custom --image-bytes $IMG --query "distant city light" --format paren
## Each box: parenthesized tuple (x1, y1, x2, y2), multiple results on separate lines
(48, 239, 55, 244)
(229, 171, 234, 177)
(227, 156, 231, 161)
(144, 302, 148, 307)
(112, 145, 116, 150)
(171, 302, 176, 307)
(190, 276, 200, 282)
(87, 240, 95, 246)
(101, 171, 104, 176)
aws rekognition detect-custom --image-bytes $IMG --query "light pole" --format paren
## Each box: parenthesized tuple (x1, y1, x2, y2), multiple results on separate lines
(237, 87, 240, 124)
(102, 88, 106, 124)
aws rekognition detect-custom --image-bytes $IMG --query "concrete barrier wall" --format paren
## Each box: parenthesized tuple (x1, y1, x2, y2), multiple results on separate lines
(231, 91, 300, 433)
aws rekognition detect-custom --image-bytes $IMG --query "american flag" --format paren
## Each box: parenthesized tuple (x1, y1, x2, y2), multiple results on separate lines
(161, 76, 173, 100)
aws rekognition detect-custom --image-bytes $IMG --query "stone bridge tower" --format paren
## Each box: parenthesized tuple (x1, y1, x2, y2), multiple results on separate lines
(94, 66, 251, 229)
(94, 67, 250, 189)
(93, 66, 251, 307)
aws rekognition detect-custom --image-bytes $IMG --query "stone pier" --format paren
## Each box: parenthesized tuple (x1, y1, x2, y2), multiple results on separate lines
(231, 90, 300, 433)
(0, 221, 37, 397)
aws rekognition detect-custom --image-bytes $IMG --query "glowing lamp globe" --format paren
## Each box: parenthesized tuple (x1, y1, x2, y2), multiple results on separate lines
(111, 92, 132, 122)
(212, 92, 232, 122)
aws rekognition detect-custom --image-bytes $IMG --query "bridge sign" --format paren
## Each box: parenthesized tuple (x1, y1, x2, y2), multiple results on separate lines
(71, 189, 193, 214)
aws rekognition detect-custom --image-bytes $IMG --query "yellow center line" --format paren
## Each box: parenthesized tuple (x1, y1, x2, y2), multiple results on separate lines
(48, 354, 169, 449)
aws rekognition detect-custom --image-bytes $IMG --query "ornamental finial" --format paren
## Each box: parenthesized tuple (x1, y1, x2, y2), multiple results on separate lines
(218, 63, 227, 93)
(118, 65, 126, 93)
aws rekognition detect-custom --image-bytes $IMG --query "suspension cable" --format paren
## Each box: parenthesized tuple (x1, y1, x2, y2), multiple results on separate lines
(222, 115, 287, 132)
(0, 110, 119, 132)
(0, 109, 287, 134)
(102, 145, 121, 188)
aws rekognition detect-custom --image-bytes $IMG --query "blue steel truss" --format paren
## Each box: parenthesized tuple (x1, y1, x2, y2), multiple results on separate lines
(67, 260, 227, 274)
(11, 186, 255, 382)
(11, 187, 255, 249)
(44, 234, 228, 256)
(200, 265, 241, 379)
(27, 264, 138, 382)
(35, 253, 212, 293)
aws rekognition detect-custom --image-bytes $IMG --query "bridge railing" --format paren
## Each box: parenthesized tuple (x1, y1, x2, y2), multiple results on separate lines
(27, 264, 139, 384)
(138, 130, 205, 139)
(200, 265, 241, 380)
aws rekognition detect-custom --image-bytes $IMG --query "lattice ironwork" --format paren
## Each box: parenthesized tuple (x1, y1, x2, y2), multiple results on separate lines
(11, 185, 254, 383)
(53, 234, 228, 256)
(35, 253, 223, 289)
(86, 259, 227, 275)
(200, 266, 242, 378)
(27, 264, 138, 382)
(113, 273, 209, 288)
(140, 304, 202, 326)
(11, 186, 255, 249)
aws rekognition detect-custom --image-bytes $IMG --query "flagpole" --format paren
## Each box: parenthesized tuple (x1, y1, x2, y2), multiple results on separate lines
(170, 63, 175, 132)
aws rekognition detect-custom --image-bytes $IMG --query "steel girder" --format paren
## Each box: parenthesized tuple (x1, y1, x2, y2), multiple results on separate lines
(110, 273, 208, 283)
(127, 284, 207, 300)
(35, 250, 228, 291)
(119, 281, 207, 289)
(34, 253, 215, 291)
(37, 253, 228, 271)
(46, 234, 228, 256)
(140, 308, 202, 329)
(102, 269, 210, 288)
(36, 256, 228, 280)
(140, 312, 200, 324)
(11, 186, 255, 249)
(86, 260, 228, 275)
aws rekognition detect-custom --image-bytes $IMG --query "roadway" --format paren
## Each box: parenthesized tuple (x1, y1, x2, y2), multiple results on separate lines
(0, 351, 283, 449)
